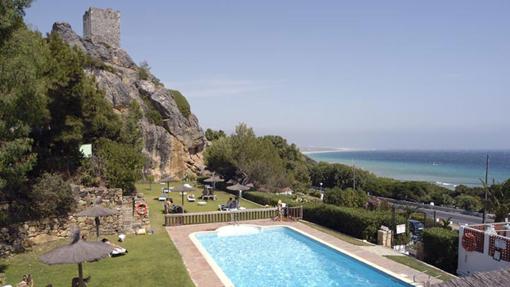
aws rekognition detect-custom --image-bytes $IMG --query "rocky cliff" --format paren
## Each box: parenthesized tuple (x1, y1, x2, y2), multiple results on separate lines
(51, 22, 206, 180)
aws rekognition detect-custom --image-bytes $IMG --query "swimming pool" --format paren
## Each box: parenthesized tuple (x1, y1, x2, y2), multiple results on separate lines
(192, 225, 413, 287)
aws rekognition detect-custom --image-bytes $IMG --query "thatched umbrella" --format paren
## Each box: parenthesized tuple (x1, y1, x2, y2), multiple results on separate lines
(204, 174, 224, 189)
(227, 183, 250, 198)
(174, 184, 193, 212)
(76, 197, 117, 239)
(160, 175, 173, 192)
(40, 229, 114, 287)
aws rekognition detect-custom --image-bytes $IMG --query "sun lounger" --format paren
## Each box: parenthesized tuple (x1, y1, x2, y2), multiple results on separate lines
(187, 195, 196, 202)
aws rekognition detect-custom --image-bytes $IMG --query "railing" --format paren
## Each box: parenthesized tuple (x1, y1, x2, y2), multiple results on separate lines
(164, 206, 303, 226)
(287, 206, 304, 220)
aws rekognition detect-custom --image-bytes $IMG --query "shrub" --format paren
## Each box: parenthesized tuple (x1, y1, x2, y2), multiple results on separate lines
(303, 203, 405, 243)
(138, 61, 150, 80)
(455, 194, 482, 212)
(170, 90, 191, 118)
(422, 227, 459, 273)
(30, 173, 75, 217)
(96, 139, 145, 193)
(324, 187, 368, 208)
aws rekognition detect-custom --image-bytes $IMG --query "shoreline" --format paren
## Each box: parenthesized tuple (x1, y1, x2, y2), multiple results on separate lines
(301, 148, 358, 155)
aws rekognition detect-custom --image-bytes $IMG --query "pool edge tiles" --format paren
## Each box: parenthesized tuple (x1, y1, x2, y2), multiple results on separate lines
(189, 231, 235, 287)
(189, 225, 417, 287)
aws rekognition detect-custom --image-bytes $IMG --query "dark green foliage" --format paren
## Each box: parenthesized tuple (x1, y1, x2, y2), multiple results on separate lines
(30, 173, 75, 217)
(243, 190, 406, 244)
(205, 123, 290, 188)
(310, 162, 371, 190)
(0, 0, 32, 44)
(324, 187, 368, 208)
(0, 4, 146, 222)
(262, 135, 311, 187)
(95, 139, 145, 193)
(455, 194, 482, 212)
(170, 90, 191, 118)
(205, 124, 311, 190)
(303, 203, 406, 243)
(422, 227, 458, 273)
(205, 128, 226, 141)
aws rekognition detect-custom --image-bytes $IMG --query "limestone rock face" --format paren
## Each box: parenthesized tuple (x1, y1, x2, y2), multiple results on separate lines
(51, 22, 205, 179)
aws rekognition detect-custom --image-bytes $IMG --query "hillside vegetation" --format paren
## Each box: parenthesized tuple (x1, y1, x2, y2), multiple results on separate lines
(205, 124, 510, 216)
(0, 1, 144, 224)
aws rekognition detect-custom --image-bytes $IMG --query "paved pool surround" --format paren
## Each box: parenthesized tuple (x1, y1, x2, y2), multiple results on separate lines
(166, 220, 442, 287)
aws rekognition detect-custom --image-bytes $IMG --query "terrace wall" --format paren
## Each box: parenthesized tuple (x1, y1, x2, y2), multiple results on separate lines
(0, 186, 150, 258)
(458, 224, 510, 276)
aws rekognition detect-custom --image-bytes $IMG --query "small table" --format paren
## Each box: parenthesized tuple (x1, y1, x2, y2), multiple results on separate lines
(197, 201, 207, 206)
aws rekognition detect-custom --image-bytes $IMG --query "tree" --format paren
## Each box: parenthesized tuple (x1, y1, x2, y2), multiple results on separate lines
(95, 139, 145, 193)
(205, 128, 226, 141)
(455, 195, 482, 212)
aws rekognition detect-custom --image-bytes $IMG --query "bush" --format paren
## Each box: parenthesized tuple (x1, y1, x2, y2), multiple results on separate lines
(324, 187, 368, 208)
(96, 139, 145, 193)
(170, 90, 191, 118)
(303, 203, 405, 243)
(30, 173, 75, 217)
(455, 194, 482, 212)
(422, 227, 459, 273)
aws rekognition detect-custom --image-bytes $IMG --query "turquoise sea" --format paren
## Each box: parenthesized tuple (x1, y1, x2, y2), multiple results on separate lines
(306, 150, 510, 188)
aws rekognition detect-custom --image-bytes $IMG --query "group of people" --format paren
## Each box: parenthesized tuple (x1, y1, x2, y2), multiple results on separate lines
(220, 197, 240, 210)
(163, 198, 183, 214)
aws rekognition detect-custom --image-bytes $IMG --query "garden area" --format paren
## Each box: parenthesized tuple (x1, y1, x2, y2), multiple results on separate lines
(0, 181, 265, 286)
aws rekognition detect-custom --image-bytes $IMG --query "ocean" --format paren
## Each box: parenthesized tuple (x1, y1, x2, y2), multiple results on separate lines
(306, 150, 510, 188)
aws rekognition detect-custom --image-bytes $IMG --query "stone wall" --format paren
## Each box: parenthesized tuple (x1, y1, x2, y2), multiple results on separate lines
(0, 186, 150, 258)
(83, 7, 120, 48)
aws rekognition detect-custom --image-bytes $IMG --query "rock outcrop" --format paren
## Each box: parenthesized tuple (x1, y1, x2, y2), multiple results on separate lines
(51, 22, 206, 179)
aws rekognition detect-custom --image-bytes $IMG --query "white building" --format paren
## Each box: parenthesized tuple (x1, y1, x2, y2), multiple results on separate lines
(457, 222, 510, 276)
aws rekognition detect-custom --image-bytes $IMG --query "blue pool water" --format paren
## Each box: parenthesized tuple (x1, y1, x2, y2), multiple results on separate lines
(195, 227, 410, 287)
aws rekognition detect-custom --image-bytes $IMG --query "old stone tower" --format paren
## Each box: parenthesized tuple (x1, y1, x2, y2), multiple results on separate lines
(83, 7, 120, 48)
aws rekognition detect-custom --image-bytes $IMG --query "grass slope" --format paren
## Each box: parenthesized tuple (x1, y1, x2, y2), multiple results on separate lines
(0, 181, 262, 286)
(384, 255, 457, 282)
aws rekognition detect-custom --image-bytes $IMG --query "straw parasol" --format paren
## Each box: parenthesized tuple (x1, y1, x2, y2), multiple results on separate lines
(204, 174, 224, 189)
(174, 184, 193, 212)
(227, 183, 250, 198)
(40, 229, 114, 287)
(76, 197, 117, 239)
(160, 175, 173, 192)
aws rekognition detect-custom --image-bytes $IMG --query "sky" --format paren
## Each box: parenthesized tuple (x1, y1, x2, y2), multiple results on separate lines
(25, 0, 510, 150)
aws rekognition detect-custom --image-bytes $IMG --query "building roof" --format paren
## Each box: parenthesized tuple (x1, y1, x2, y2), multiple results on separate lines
(433, 269, 510, 287)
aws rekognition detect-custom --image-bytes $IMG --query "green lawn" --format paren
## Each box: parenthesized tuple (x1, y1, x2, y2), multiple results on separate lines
(139, 181, 262, 213)
(0, 182, 264, 286)
(384, 255, 457, 282)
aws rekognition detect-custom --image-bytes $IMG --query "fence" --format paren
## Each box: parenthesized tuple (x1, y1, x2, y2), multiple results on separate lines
(164, 206, 303, 226)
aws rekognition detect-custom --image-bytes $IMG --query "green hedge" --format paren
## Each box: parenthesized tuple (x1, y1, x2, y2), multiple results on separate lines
(303, 204, 406, 243)
(244, 191, 405, 243)
(422, 227, 458, 274)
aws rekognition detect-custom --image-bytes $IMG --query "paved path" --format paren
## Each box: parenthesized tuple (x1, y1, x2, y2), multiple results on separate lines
(166, 219, 443, 286)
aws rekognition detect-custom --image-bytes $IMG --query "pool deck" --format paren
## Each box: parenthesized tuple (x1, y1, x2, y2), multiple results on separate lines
(166, 219, 443, 287)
